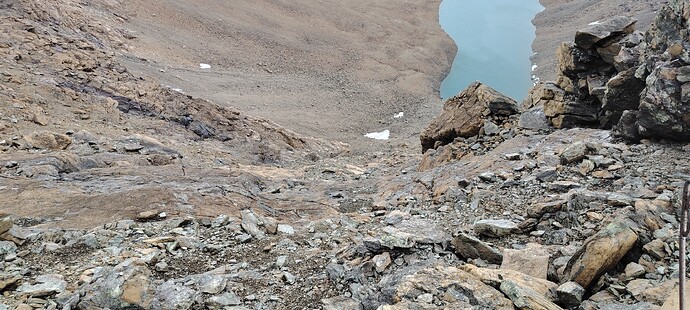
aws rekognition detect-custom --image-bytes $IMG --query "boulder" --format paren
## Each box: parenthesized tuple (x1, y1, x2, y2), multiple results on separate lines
(78, 261, 154, 309)
(501, 243, 550, 279)
(500, 280, 564, 310)
(473, 219, 519, 238)
(22, 131, 72, 150)
(561, 220, 638, 288)
(637, 63, 690, 141)
(391, 265, 514, 309)
(574, 16, 637, 49)
(556, 281, 585, 308)
(461, 264, 558, 299)
(450, 233, 503, 264)
(420, 82, 517, 152)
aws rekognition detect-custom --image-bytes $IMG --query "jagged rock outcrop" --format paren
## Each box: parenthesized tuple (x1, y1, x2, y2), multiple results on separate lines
(420, 82, 518, 153)
(523, 0, 690, 142)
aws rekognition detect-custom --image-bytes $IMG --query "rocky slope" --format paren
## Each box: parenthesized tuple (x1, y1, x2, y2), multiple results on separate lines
(0, 0, 688, 309)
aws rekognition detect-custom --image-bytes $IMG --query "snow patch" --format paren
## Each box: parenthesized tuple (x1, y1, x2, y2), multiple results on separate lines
(393, 112, 404, 119)
(588, 21, 601, 25)
(365, 130, 390, 140)
(199, 63, 211, 69)
(531, 64, 537, 71)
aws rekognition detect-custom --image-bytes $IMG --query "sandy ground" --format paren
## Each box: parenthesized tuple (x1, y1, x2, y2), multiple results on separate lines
(116, 0, 455, 152)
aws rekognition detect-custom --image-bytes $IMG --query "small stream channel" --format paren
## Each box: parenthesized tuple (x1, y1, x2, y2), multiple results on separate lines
(439, 0, 544, 101)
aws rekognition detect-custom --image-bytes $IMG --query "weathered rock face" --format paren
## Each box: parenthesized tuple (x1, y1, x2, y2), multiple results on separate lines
(420, 82, 518, 153)
(524, 1, 690, 142)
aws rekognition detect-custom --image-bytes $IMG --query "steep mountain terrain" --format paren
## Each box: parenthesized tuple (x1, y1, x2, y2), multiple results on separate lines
(0, 0, 688, 309)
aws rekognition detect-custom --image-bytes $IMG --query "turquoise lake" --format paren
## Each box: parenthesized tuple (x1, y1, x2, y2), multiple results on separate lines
(439, 0, 544, 101)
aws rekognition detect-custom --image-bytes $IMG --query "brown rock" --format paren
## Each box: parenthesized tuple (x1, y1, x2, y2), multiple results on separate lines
(450, 233, 503, 264)
(660, 279, 689, 310)
(420, 82, 517, 152)
(462, 264, 558, 300)
(393, 265, 514, 309)
(562, 220, 638, 288)
(500, 279, 564, 310)
(642, 239, 668, 259)
(501, 243, 550, 279)
(23, 131, 72, 150)
(0, 214, 13, 235)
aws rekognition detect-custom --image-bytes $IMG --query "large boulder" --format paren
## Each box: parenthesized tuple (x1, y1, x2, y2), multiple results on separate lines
(574, 16, 637, 49)
(420, 82, 517, 152)
(561, 221, 638, 289)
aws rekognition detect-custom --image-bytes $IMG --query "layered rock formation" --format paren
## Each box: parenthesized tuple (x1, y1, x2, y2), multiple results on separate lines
(523, 0, 690, 142)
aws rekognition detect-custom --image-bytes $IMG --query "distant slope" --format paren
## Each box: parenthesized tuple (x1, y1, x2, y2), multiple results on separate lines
(115, 0, 455, 150)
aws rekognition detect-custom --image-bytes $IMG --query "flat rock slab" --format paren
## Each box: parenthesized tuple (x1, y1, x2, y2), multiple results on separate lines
(575, 16, 637, 49)
(451, 233, 503, 264)
(473, 219, 519, 238)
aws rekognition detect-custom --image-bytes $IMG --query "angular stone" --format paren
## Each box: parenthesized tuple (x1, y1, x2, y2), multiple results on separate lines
(500, 279, 564, 310)
(393, 265, 514, 309)
(420, 82, 517, 152)
(0, 214, 12, 235)
(519, 106, 552, 130)
(450, 233, 503, 264)
(528, 200, 566, 218)
(22, 131, 72, 150)
(602, 69, 645, 126)
(624, 262, 646, 279)
(78, 262, 154, 309)
(276, 224, 294, 235)
(16, 274, 67, 297)
(207, 292, 242, 307)
(473, 219, 519, 238)
(322, 296, 363, 310)
(562, 221, 638, 288)
(560, 141, 589, 164)
(574, 16, 637, 49)
(642, 239, 668, 259)
(501, 243, 550, 279)
(461, 264, 558, 299)
(373, 252, 392, 273)
(556, 281, 585, 308)
(152, 280, 198, 310)
(240, 210, 264, 239)
(660, 279, 690, 310)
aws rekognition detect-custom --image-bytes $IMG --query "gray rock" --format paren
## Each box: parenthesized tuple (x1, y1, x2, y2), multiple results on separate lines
(77, 261, 153, 309)
(483, 120, 501, 136)
(560, 141, 589, 164)
(574, 16, 637, 49)
(0, 241, 16, 256)
(473, 219, 519, 238)
(500, 279, 563, 310)
(624, 262, 646, 279)
(556, 281, 585, 308)
(282, 272, 296, 285)
(196, 275, 226, 294)
(373, 252, 392, 273)
(240, 210, 264, 238)
(322, 296, 363, 310)
(152, 280, 198, 310)
(450, 233, 503, 264)
(17, 274, 67, 297)
(207, 292, 241, 308)
(518, 106, 552, 130)
(535, 167, 558, 182)
(276, 224, 294, 235)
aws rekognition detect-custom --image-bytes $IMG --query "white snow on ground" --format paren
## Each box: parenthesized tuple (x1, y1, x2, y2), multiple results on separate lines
(589, 21, 601, 25)
(199, 63, 211, 69)
(531, 64, 537, 71)
(364, 130, 390, 140)
(394, 112, 404, 119)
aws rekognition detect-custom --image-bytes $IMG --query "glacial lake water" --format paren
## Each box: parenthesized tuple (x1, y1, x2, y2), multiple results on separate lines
(439, 0, 543, 101)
